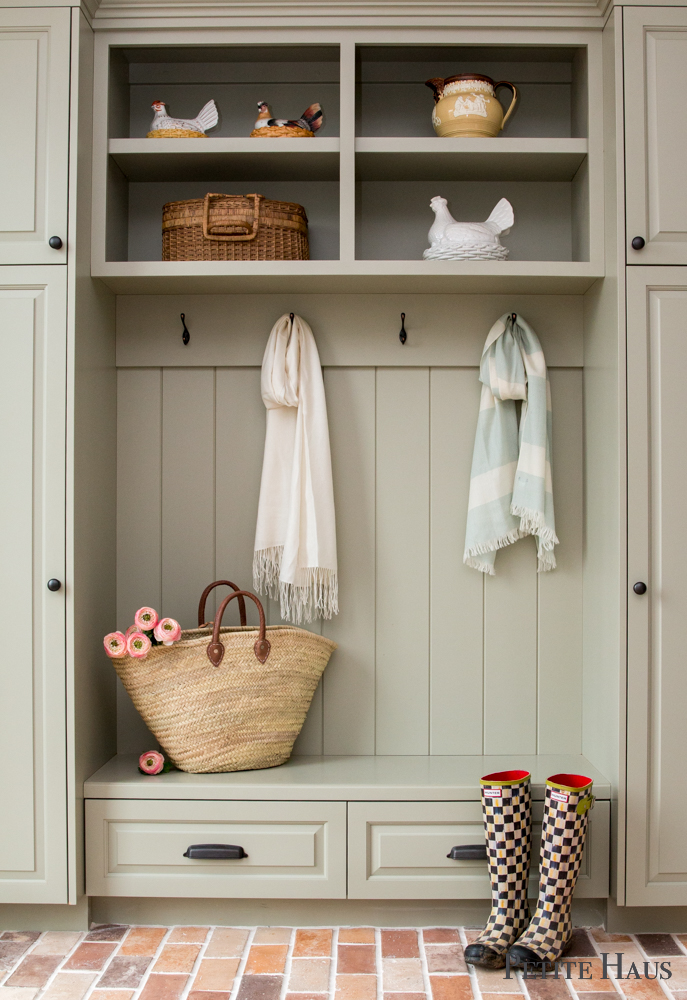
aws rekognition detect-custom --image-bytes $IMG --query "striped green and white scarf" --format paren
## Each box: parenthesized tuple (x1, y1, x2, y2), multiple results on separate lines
(464, 313, 558, 575)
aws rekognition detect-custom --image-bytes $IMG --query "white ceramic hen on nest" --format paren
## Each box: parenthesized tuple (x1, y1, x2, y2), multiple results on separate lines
(423, 196, 514, 261)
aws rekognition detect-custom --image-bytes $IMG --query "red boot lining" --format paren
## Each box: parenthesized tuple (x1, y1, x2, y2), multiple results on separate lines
(548, 772, 592, 788)
(482, 769, 530, 783)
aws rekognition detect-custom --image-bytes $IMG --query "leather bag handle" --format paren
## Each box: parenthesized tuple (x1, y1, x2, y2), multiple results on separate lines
(202, 193, 263, 242)
(207, 591, 271, 667)
(494, 81, 519, 129)
(198, 580, 247, 628)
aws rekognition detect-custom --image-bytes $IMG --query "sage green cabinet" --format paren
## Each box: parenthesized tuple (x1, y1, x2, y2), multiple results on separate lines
(626, 267, 687, 905)
(625, 8, 687, 265)
(85, 799, 347, 898)
(0, 8, 70, 265)
(347, 800, 609, 900)
(0, 267, 68, 902)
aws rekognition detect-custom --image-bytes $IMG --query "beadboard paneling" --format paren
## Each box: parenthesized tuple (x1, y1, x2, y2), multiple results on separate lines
(161, 368, 216, 630)
(484, 536, 539, 755)
(538, 369, 583, 754)
(375, 368, 430, 755)
(116, 369, 162, 753)
(215, 368, 265, 624)
(429, 369, 484, 755)
(322, 369, 376, 756)
(116, 364, 584, 757)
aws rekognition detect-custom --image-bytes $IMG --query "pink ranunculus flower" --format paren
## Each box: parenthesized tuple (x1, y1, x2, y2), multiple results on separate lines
(139, 750, 165, 774)
(154, 617, 182, 645)
(134, 607, 159, 631)
(125, 624, 138, 637)
(104, 631, 127, 658)
(127, 631, 151, 659)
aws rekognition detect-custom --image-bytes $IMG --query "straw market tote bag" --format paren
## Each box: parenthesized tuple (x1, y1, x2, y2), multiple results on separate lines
(111, 584, 336, 773)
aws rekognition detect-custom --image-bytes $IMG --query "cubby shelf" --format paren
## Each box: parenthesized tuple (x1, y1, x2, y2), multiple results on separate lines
(93, 35, 603, 287)
(109, 137, 586, 183)
(355, 137, 588, 181)
(92, 259, 603, 294)
(109, 137, 341, 182)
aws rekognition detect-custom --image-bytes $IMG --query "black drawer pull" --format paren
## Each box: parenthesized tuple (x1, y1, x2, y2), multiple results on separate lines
(447, 844, 487, 861)
(183, 843, 248, 860)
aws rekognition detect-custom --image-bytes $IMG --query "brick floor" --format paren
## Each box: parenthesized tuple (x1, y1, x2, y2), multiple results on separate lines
(4, 924, 687, 1000)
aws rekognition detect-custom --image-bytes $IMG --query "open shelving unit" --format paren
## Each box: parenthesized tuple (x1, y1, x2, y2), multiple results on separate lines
(91, 30, 604, 293)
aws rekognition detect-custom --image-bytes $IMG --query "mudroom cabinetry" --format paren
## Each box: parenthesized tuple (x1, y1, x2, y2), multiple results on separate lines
(9, 0, 687, 924)
(0, 9, 70, 265)
(0, 2, 116, 907)
(626, 268, 687, 906)
(0, 270, 68, 902)
(625, 7, 687, 266)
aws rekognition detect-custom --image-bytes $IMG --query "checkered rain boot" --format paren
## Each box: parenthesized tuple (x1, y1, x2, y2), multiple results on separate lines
(508, 773, 594, 969)
(464, 770, 532, 970)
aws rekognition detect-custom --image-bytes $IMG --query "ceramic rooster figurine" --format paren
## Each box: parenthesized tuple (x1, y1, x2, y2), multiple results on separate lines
(423, 196, 514, 260)
(251, 101, 323, 137)
(147, 100, 219, 138)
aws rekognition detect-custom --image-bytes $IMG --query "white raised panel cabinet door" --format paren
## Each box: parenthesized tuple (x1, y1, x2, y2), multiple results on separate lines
(626, 267, 687, 905)
(624, 9, 687, 265)
(0, 267, 67, 902)
(0, 10, 70, 265)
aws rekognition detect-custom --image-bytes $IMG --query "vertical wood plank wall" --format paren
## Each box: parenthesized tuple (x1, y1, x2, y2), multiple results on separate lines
(117, 359, 583, 758)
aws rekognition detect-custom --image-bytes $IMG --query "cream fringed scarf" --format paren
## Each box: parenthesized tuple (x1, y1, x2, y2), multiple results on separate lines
(253, 314, 338, 623)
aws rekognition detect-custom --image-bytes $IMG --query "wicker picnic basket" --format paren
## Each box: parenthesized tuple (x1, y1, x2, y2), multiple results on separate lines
(162, 192, 309, 261)
(111, 581, 336, 773)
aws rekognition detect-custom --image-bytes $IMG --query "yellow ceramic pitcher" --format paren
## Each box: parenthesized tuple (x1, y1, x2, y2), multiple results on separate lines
(425, 74, 518, 138)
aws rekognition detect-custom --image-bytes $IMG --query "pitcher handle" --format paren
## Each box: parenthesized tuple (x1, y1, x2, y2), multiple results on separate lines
(494, 81, 519, 129)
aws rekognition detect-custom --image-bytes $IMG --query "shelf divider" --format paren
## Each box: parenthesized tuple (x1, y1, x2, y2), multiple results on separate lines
(339, 40, 356, 263)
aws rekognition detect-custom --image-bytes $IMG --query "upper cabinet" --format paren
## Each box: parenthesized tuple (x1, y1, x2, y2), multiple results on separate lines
(0, 9, 70, 265)
(624, 8, 687, 265)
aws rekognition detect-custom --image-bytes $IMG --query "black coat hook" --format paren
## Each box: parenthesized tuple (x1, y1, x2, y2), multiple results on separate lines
(181, 313, 190, 345)
(399, 313, 407, 345)
(511, 313, 517, 324)
(290, 313, 295, 324)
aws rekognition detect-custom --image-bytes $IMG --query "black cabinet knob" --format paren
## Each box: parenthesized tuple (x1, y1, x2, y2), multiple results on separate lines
(633, 582, 647, 595)
(48, 236, 63, 250)
(631, 236, 645, 250)
(47, 579, 62, 591)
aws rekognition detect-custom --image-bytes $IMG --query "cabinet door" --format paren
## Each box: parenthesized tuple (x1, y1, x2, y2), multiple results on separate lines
(625, 9, 687, 265)
(0, 9, 70, 265)
(0, 267, 67, 903)
(627, 267, 687, 905)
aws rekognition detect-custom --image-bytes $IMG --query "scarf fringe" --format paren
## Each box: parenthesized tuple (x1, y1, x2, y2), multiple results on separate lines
(464, 509, 559, 576)
(538, 548, 557, 573)
(253, 546, 339, 624)
(279, 569, 339, 625)
(463, 556, 497, 576)
(464, 528, 527, 575)
(253, 545, 283, 600)
(510, 504, 560, 553)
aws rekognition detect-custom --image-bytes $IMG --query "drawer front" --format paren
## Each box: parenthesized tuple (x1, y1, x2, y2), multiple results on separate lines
(87, 800, 346, 898)
(348, 800, 610, 899)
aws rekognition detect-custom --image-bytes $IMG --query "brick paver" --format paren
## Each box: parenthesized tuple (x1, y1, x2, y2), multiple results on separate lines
(4, 922, 687, 1000)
